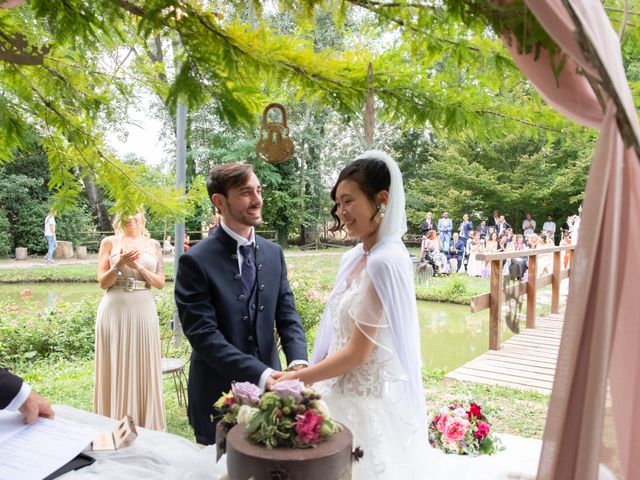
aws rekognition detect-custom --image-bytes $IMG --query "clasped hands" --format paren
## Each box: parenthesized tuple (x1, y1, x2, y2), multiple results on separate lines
(117, 248, 142, 271)
(265, 364, 309, 389)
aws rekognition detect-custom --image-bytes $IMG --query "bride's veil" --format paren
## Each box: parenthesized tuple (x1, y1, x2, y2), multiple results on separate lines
(354, 150, 407, 241)
(312, 150, 428, 437)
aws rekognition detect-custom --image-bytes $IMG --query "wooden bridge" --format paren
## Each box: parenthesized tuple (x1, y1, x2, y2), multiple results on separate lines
(444, 245, 575, 394)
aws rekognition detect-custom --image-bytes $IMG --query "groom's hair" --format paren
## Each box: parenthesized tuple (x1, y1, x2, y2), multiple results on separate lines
(330, 157, 390, 232)
(207, 163, 254, 199)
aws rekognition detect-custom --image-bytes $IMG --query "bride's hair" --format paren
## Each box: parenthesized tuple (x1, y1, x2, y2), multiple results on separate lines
(329, 157, 390, 232)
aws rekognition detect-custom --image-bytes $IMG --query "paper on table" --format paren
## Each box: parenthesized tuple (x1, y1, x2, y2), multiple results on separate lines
(0, 410, 93, 480)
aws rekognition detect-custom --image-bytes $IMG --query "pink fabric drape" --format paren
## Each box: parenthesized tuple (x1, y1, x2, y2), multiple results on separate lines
(503, 1, 640, 479)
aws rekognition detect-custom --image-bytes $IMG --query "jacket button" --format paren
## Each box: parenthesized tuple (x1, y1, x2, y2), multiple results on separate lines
(238, 294, 245, 301)
(255, 245, 260, 251)
(257, 264, 263, 271)
(259, 305, 264, 311)
(259, 284, 265, 291)
(234, 273, 241, 280)
(251, 304, 256, 310)
(248, 335, 254, 342)
(242, 315, 248, 321)
(231, 254, 238, 260)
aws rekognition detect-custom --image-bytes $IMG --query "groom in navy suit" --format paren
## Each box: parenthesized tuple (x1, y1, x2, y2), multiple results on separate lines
(175, 163, 308, 445)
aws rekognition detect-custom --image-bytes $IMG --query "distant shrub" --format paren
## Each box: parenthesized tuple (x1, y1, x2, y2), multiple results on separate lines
(442, 274, 469, 300)
(0, 207, 11, 257)
(0, 289, 175, 367)
(0, 298, 96, 366)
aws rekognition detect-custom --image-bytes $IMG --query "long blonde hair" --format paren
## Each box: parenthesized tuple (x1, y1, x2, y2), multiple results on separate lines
(112, 208, 150, 239)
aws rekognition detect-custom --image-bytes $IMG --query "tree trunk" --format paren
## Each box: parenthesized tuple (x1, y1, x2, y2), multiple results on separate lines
(82, 173, 111, 231)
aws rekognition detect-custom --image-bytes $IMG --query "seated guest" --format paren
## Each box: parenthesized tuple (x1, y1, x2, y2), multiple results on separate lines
(466, 232, 485, 277)
(505, 228, 514, 244)
(183, 233, 190, 252)
(448, 232, 466, 272)
(163, 235, 175, 254)
(1, 367, 54, 424)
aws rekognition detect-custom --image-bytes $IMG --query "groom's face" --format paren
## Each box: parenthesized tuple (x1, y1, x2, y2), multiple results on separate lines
(216, 172, 263, 229)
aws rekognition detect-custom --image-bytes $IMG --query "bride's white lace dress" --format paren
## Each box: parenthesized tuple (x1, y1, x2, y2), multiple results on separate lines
(315, 268, 431, 479)
(314, 266, 543, 480)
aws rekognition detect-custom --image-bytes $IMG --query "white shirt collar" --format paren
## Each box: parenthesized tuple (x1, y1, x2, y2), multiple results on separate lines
(220, 220, 255, 247)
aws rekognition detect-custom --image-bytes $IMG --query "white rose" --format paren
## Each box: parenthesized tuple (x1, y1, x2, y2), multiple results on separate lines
(313, 400, 331, 419)
(237, 405, 258, 425)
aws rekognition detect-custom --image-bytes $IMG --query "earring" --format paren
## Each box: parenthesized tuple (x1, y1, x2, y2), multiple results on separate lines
(378, 203, 386, 218)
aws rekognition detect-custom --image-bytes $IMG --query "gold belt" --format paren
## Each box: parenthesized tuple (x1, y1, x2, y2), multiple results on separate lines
(113, 278, 149, 291)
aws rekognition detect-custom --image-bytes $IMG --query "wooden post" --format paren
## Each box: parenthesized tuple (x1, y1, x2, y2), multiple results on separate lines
(551, 251, 561, 314)
(489, 259, 503, 350)
(364, 62, 375, 146)
(526, 254, 537, 329)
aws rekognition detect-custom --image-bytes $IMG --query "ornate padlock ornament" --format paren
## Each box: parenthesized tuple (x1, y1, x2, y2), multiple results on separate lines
(256, 103, 294, 164)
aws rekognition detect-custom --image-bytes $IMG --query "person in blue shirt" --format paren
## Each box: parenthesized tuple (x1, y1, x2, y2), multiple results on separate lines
(437, 212, 453, 251)
(448, 232, 466, 273)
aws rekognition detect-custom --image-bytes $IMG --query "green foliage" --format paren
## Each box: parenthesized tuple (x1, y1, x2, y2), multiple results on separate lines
(407, 133, 592, 233)
(0, 208, 11, 258)
(415, 275, 488, 304)
(0, 288, 176, 367)
(0, 298, 96, 365)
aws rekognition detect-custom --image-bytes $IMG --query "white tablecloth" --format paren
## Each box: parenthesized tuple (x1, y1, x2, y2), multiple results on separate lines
(51, 404, 554, 480)
(54, 405, 220, 479)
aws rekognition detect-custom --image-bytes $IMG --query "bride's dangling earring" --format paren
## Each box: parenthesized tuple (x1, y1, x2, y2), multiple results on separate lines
(378, 203, 386, 218)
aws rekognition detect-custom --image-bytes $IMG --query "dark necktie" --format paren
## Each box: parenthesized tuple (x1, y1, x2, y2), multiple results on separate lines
(238, 244, 256, 294)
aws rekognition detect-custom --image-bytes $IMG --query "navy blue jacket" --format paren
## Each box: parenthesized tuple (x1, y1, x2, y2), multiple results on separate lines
(449, 238, 466, 263)
(0, 368, 23, 409)
(175, 227, 308, 444)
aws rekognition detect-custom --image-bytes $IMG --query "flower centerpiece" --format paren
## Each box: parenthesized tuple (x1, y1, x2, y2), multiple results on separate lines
(215, 379, 342, 449)
(428, 401, 501, 456)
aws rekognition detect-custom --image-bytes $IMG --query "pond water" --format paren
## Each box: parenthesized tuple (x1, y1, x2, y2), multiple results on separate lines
(0, 283, 502, 373)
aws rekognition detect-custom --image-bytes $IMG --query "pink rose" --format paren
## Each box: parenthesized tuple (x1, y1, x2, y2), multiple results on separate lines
(473, 420, 490, 440)
(295, 410, 323, 444)
(271, 379, 304, 402)
(436, 414, 450, 433)
(444, 417, 470, 444)
(231, 382, 261, 404)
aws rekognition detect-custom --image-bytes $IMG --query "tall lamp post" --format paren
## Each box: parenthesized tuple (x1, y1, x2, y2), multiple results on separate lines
(172, 39, 187, 343)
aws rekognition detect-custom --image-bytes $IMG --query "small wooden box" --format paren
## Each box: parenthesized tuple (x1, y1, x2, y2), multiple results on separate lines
(92, 415, 137, 451)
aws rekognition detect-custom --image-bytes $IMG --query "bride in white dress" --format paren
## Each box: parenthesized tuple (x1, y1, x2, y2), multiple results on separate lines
(276, 151, 430, 478)
(275, 151, 543, 480)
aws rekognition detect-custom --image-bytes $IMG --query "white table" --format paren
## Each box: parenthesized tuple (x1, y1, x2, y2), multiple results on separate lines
(53, 405, 220, 479)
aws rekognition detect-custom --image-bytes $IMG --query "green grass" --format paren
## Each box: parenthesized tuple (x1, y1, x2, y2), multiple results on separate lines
(13, 358, 550, 441)
(15, 358, 195, 441)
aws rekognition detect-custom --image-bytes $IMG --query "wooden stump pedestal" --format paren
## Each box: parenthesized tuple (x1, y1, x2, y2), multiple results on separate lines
(54, 240, 73, 259)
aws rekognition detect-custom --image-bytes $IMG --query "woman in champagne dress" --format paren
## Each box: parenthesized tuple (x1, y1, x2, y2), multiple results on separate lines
(93, 210, 166, 431)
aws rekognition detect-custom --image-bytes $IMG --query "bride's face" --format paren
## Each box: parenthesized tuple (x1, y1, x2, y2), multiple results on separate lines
(335, 179, 381, 240)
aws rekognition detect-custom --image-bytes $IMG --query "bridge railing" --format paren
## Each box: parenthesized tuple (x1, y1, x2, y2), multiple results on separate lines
(471, 244, 576, 350)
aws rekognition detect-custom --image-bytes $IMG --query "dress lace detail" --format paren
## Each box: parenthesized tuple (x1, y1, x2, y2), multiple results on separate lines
(325, 276, 388, 398)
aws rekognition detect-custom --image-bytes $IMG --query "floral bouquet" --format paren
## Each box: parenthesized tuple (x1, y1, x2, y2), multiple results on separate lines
(428, 401, 501, 456)
(214, 379, 342, 449)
